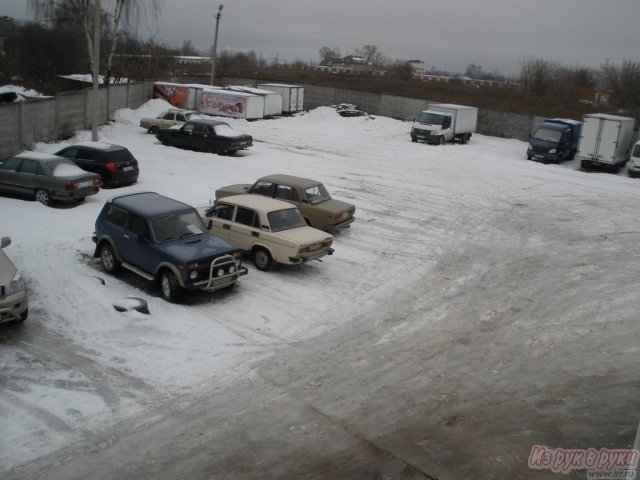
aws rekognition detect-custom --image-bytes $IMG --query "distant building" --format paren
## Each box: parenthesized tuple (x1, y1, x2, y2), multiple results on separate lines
(407, 60, 426, 75)
(319, 55, 374, 71)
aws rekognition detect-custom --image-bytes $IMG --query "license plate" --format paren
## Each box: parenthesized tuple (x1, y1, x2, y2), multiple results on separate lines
(123, 166, 133, 171)
(309, 243, 323, 251)
(78, 180, 93, 188)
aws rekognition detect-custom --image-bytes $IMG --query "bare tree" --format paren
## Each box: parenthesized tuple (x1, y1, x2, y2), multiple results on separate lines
(28, 0, 163, 85)
(600, 59, 640, 112)
(318, 46, 341, 62)
(519, 56, 557, 95)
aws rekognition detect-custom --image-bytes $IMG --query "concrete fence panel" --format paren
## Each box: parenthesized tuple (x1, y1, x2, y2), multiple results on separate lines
(379, 94, 430, 121)
(0, 103, 20, 160)
(21, 99, 56, 149)
(57, 91, 88, 139)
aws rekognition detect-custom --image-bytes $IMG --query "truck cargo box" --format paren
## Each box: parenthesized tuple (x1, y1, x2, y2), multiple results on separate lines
(226, 86, 283, 116)
(257, 83, 304, 113)
(198, 89, 265, 120)
(577, 114, 636, 168)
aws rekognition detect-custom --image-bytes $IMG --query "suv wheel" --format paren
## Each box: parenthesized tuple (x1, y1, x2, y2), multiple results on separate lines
(100, 244, 120, 273)
(160, 270, 181, 302)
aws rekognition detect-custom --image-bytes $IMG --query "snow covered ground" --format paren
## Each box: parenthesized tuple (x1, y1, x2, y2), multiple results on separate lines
(1, 100, 639, 478)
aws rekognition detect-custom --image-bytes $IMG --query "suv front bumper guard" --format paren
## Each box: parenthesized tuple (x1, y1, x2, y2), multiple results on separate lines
(193, 254, 248, 292)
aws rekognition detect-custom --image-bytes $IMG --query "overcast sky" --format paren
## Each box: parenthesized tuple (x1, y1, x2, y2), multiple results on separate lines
(4, 0, 640, 76)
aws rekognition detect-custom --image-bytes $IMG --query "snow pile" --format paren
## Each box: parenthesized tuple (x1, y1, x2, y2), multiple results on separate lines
(0, 84, 45, 101)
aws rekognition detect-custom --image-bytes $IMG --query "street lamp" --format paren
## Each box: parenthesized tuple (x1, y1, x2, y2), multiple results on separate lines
(209, 4, 223, 85)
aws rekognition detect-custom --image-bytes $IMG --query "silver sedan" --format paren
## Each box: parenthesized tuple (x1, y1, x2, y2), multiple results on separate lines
(0, 152, 102, 206)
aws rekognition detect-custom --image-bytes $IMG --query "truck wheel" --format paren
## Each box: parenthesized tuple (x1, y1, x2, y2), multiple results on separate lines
(460, 133, 469, 144)
(160, 270, 181, 302)
(253, 247, 273, 272)
(100, 244, 120, 273)
(438, 136, 445, 145)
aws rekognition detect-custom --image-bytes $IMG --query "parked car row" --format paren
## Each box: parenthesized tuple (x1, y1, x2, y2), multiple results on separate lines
(0, 143, 139, 206)
(92, 174, 355, 302)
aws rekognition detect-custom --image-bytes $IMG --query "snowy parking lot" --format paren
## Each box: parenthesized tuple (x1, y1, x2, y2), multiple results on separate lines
(1, 101, 639, 479)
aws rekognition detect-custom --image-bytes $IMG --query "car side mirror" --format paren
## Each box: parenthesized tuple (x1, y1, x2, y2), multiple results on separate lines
(1, 236, 11, 248)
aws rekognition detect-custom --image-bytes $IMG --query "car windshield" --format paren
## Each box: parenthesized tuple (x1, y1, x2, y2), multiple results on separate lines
(532, 127, 562, 143)
(417, 112, 445, 125)
(213, 125, 238, 137)
(267, 208, 307, 232)
(305, 184, 331, 205)
(150, 211, 207, 242)
(50, 158, 86, 177)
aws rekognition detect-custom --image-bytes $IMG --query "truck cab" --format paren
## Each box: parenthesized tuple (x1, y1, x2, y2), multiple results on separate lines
(527, 119, 581, 163)
(411, 110, 454, 145)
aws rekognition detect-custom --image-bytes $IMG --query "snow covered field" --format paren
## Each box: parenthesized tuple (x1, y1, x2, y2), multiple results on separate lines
(1, 101, 639, 479)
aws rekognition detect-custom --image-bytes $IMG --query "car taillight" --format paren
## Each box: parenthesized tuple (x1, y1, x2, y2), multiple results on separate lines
(334, 214, 343, 222)
(298, 246, 310, 254)
(323, 239, 333, 248)
(105, 162, 118, 173)
(349, 208, 355, 216)
(65, 183, 77, 191)
(234, 249, 242, 258)
(230, 141, 239, 147)
(93, 178, 102, 186)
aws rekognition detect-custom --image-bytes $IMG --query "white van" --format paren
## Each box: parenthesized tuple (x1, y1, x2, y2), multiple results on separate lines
(627, 140, 640, 178)
(0, 236, 28, 324)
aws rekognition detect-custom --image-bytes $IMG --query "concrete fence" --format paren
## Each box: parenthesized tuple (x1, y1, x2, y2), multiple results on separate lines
(0, 81, 154, 160)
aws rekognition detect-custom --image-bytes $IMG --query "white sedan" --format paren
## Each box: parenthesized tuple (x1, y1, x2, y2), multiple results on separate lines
(199, 194, 334, 271)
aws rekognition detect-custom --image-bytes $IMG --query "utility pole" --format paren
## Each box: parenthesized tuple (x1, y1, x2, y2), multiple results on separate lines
(209, 4, 223, 86)
(91, 0, 100, 141)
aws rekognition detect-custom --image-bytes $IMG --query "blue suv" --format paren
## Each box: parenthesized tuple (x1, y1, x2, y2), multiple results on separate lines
(93, 192, 247, 302)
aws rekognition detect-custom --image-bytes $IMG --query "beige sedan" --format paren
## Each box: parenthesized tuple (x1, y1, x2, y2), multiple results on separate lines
(199, 195, 334, 271)
(215, 174, 355, 233)
(139, 109, 202, 134)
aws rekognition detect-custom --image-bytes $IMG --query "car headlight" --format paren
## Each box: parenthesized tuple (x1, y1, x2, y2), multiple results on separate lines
(549, 149, 556, 154)
(10, 272, 25, 295)
(189, 270, 198, 280)
(217, 268, 224, 277)
(229, 265, 236, 274)
(630, 159, 636, 167)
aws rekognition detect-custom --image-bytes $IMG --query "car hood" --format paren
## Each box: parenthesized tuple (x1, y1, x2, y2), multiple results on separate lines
(157, 234, 235, 262)
(275, 226, 332, 245)
(215, 184, 251, 199)
(0, 249, 17, 283)
(311, 198, 355, 215)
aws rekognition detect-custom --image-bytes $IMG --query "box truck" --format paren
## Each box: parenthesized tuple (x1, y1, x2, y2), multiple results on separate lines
(627, 141, 640, 178)
(527, 118, 582, 163)
(226, 86, 283, 116)
(153, 82, 201, 110)
(198, 89, 265, 120)
(258, 83, 304, 113)
(411, 103, 478, 145)
(577, 114, 636, 169)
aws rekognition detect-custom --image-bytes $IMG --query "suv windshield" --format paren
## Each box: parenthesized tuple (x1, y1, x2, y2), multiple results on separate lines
(305, 184, 331, 205)
(151, 211, 207, 242)
(267, 208, 307, 232)
(417, 112, 445, 125)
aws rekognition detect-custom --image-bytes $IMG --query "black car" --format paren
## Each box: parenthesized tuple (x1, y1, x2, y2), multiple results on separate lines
(156, 118, 253, 155)
(92, 192, 248, 302)
(55, 142, 139, 188)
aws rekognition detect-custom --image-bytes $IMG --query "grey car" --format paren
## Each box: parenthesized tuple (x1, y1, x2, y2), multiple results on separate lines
(0, 152, 102, 206)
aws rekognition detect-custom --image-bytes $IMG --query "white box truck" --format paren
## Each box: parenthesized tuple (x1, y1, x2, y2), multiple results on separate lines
(258, 83, 304, 113)
(577, 114, 636, 169)
(411, 103, 478, 145)
(153, 82, 201, 110)
(226, 86, 283, 116)
(198, 89, 265, 120)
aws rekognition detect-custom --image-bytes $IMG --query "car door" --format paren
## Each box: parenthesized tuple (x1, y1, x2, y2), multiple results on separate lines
(74, 148, 101, 174)
(14, 159, 42, 195)
(229, 206, 262, 251)
(0, 157, 22, 193)
(123, 214, 156, 275)
(190, 123, 209, 151)
(203, 202, 235, 241)
(171, 123, 194, 148)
